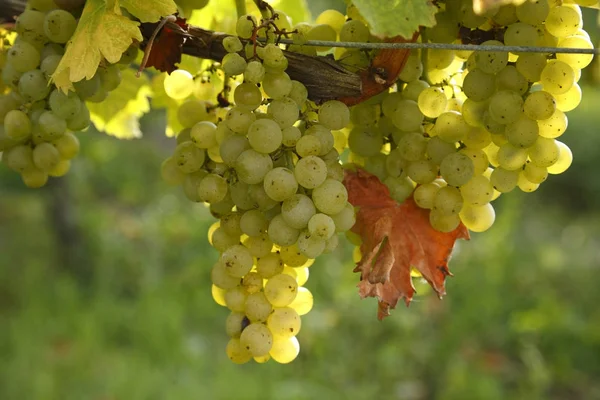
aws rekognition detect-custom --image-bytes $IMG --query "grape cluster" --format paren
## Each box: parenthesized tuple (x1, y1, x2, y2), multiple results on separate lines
(346, 0, 588, 233)
(161, 11, 356, 364)
(0, 1, 131, 187)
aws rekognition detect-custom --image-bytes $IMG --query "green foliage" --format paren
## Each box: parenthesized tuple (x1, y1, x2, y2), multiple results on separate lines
(350, 0, 437, 38)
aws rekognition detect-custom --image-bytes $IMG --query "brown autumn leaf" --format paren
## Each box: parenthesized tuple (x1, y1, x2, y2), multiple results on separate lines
(343, 168, 470, 320)
(145, 16, 188, 73)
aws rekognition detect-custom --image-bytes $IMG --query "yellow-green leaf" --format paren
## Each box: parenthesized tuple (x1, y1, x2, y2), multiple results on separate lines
(351, 0, 437, 38)
(51, 0, 143, 91)
(88, 68, 151, 139)
(119, 0, 178, 23)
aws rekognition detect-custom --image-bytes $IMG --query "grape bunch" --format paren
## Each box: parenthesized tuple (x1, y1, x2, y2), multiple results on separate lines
(0, 1, 131, 187)
(161, 11, 356, 364)
(345, 0, 589, 233)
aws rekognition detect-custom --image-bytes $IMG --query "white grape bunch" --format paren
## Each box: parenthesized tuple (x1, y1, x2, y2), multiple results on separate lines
(0, 2, 136, 187)
(161, 8, 356, 364)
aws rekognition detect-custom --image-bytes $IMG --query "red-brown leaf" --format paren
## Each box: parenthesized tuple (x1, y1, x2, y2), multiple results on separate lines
(343, 168, 470, 320)
(145, 17, 188, 73)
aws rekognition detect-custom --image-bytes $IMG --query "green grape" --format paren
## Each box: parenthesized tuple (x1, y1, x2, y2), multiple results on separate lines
(538, 109, 568, 139)
(306, 125, 334, 156)
(390, 99, 424, 132)
(262, 72, 292, 100)
(516, 0, 549, 25)
(505, 115, 539, 148)
(48, 159, 71, 177)
(402, 79, 429, 102)
(160, 157, 186, 185)
(235, 148, 273, 184)
(118, 44, 139, 65)
(288, 80, 308, 107)
(4, 144, 34, 172)
(459, 175, 494, 205)
(222, 52, 247, 76)
(407, 159, 437, 184)
(263, 167, 298, 202)
(21, 166, 49, 188)
(557, 35, 594, 69)
(488, 90, 523, 125)
(459, 203, 495, 232)
(234, 82, 262, 111)
(307, 213, 335, 241)
(462, 99, 488, 128)
(427, 11, 460, 44)
(198, 174, 228, 203)
(433, 186, 463, 215)
(515, 53, 547, 83)
(475, 40, 508, 74)
(545, 6, 582, 38)
(418, 87, 447, 118)
(223, 36, 243, 53)
(4, 110, 32, 140)
(311, 178, 348, 215)
(164, 69, 194, 99)
(240, 209, 268, 237)
(282, 194, 317, 230)
(269, 336, 300, 364)
(267, 97, 299, 128)
(458, 0, 486, 28)
(225, 106, 256, 134)
(427, 49, 454, 70)
(244, 61, 266, 85)
(490, 167, 519, 192)
(463, 69, 496, 101)
(397, 53, 423, 82)
(347, 128, 383, 158)
(220, 212, 243, 237)
(517, 172, 539, 192)
(245, 292, 273, 323)
(294, 134, 320, 157)
(396, 132, 426, 162)
(316, 10, 345, 33)
(459, 148, 489, 175)
(182, 171, 207, 203)
(174, 141, 205, 173)
(339, 20, 370, 43)
(247, 119, 282, 154)
(225, 312, 246, 337)
(249, 184, 279, 211)
(0, 95, 19, 123)
(190, 121, 217, 149)
(384, 176, 415, 203)
(86, 88, 108, 103)
(241, 272, 263, 295)
(52, 132, 79, 159)
(262, 44, 288, 72)
(16, 10, 47, 47)
(294, 156, 327, 189)
(440, 152, 475, 187)
(540, 60, 575, 95)
(8, 40, 41, 72)
(329, 203, 355, 232)
(434, 111, 470, 143)
(225, 338, 252, 364)
(318, 100, 350, 130)
(281, 126, 301, 147)
(293, 267, 310, 286)
(547, 141, 572, 174)
(32, 142, 60, 171)
(215, 122, 235, 145)
(98, 64, 121, 92)
(44, 9, 77, 44)
(414, 182, 440, 209)
(243, 233, 273, 257)
(267, 307, 301, 338)
(523, 162, 548, 184)
(224, 286, 249, 312)
(297, 230, 326, 258)
(268, 214, 300, 247)
(463, 126, 492, 149)
(265, 273, 298, 307)
(48, 89, 81, 120)
(429, 209, 460, 233)
(523, 91, 556, 120)
(66, 103, 91, 131)
(529, 137, 560, 167)
(236, 15, 257, 39)
(504, 22, 538, 47)
(553, 82, 581, 112)
(256, 252, 284, 279)
(495, 65, 528, 95)
(496, 143, 527, 170)
(40, 54, 62, 79)
(493, 5, 518, 25)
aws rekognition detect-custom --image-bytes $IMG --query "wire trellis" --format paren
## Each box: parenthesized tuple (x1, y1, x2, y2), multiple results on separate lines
(270, 38, 600, 55)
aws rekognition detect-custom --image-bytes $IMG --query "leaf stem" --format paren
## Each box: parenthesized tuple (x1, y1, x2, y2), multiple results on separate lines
(235, 0, 246, 19)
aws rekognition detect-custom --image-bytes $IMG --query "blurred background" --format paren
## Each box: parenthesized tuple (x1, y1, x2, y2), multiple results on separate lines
(1, 1, 600, 399)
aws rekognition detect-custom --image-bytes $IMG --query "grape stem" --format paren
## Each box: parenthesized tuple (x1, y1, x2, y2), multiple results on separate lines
(252, 0, 274, 20)
(419, 27, 432, 86)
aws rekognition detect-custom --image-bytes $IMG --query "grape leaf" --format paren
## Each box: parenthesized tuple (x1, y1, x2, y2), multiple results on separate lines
(120, 0, 177, 23)
(343, 168, 470, 320)
(144, 17, 188, 73)
(350, 0, 437, 38)
(87, 68, 151, 139)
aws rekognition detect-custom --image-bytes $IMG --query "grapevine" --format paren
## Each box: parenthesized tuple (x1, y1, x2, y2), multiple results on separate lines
(0, 0, 597, 364)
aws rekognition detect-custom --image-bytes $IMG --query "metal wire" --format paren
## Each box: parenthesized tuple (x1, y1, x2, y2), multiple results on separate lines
(271, 38, 600, 55)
